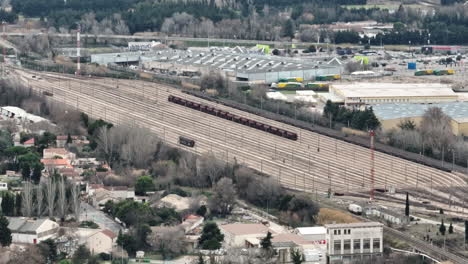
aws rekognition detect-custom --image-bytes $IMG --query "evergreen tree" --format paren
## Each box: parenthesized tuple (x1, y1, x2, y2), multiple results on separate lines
(198, 222, 224, 250)
(31, 163, 43, 184)
(260, 231, 273, 250)
(0, 214, 12, 247)
(66, 133, 72, 144)
(197, 254, 205, 264)
(21, 163, 31, 180)
(283, 19, 295, 38)
(465, 220, 468, 244)
(291, 248, 304, 264)
(15, 193, 22, 216)
(405, 192, 410, 217)
(449, 222, 454, 234)
(1, 193, 14, 216)
(440, 219, 446, 236)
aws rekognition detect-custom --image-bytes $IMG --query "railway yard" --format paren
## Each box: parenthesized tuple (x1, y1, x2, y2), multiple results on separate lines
(12, 68, 468, 212)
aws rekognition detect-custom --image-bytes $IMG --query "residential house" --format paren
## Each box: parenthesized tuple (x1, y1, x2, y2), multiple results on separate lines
(7, 217, 59, 244)
(73, 158, 101, 168)
(43, 148, 76, 161)
(56, 135, 88, 148)
(89, 184, 135, 208)
(86, 229, 117, 254)
(58, 168, 81, 179)
(14, 137, 35, 147)
(180, 214, 204, 234)
(220, 223, 275, 248)
(325, 222, 384, 264)
(41, 158, 73, 173)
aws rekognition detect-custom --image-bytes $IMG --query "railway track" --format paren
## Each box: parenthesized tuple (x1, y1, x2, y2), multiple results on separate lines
(383, 227, 467, 264)
(12, 68, 468, 203)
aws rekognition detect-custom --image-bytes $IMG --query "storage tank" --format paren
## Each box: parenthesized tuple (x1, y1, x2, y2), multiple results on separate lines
(408, 62, 416, 70)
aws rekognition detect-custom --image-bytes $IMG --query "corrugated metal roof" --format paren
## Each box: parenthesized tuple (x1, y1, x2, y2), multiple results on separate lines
(373, 102, 468, 121)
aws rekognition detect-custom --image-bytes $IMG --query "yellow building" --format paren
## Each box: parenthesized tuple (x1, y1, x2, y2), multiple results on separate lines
(373, 103, 468, 136)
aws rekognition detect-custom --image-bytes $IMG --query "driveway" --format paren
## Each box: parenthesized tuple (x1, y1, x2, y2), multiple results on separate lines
(79, 202, 123, 234)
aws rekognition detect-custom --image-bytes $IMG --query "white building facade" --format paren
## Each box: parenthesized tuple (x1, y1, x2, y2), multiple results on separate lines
(325, 222, 383, 264)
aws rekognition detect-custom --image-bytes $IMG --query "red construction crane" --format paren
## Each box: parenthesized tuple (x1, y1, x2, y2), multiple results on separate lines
(370, 130, 375, 201)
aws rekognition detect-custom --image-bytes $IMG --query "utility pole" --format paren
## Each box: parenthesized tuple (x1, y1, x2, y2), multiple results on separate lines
(370, 130, 375, 201)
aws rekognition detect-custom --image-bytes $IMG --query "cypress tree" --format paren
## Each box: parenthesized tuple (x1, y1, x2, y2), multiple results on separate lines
(405, 192, 410, 217)
(440, 219, 446, 236)
(0, 214, 12, 247)
(449, 222, 454, 234)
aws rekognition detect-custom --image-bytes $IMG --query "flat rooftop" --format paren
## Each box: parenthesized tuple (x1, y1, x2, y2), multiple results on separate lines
(325, 222, 383, 229)
(332, 83, 456, 98)
(373, 102, 468, 122)
(141, 48, 337, 74)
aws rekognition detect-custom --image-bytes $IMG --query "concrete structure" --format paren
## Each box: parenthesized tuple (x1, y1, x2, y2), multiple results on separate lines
(325, 222, 383, 264)
(86, 229, 117, 254)
(329, 83, 458, 106)
(272, 233, 326, 264)
(372, 102, 468, 136)
(0, 106, 49, 124)
(8, 217, 59, 244)
(220, 223, 274, 247)
(92, 48, 341, 84)
(0, 182, 7, 191)
(364, 206, 409, 225)
(295, 227, 327, 244)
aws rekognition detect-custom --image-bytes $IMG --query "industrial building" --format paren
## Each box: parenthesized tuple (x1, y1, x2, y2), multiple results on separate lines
(372, 102, 468, 136)
(91, 48, 341, 84)
(328, 83, 458, 106)
(325, 222, 383, 264)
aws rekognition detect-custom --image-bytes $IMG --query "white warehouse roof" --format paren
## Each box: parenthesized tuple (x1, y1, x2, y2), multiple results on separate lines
(332, 83, 456, 99)
(295, 226, 327, 235)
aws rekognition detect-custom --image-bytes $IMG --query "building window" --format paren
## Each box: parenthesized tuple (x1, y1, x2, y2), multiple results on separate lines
(334, 240, 341, 252)
(334, 230, 337, 235)
(338, 230, 341, 235)
(373, 239, 380, 250)
(344, 239, 351, 251)
(353, 239, 361, 251)
(348, 229, 351, 234)
(363, 239, 371, 250)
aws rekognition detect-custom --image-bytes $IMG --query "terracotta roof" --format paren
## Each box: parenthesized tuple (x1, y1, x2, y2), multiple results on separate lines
(220, 223, 273, 236)
(41, 159, 72, 167)
(101, 229, 117, 239)
(44, 148, 69, 156)
(23, 138, 35, 145)
(185, 214, 203, 220)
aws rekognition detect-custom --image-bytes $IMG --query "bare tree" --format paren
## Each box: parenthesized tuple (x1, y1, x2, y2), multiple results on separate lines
(420, 107, 453, 153)
(45, 177, 56, 218)
(197, 152, 225, 187)
(149, 226, 186, 259)
(70, 181, 81, 221)
(96, 126, 121, 167)
(20, 181, 34, 217)
(57, 176, 67, 221)
(209, 177, 236, 217)
(35, 184, 44, 217)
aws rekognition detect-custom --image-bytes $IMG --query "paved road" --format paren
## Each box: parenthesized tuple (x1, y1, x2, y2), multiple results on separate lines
(79, 202, 123, 234)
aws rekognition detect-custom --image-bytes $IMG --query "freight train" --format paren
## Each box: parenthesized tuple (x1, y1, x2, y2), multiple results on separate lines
(179, 136, 195, 147)
(168, 95, 298, 141)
